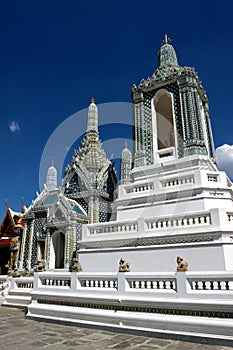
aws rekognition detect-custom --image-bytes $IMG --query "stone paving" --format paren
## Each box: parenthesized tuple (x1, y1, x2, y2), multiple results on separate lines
(0, 307, 233, 350)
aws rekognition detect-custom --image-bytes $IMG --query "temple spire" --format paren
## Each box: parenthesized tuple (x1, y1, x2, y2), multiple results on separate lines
(120, 142, 132, 185)
(158, 35, 178, 68)
(21, 197, 26, 214)
(162, 34, 172, 45)
(87, 97, 98, 133)
(46, 161, 57, 190)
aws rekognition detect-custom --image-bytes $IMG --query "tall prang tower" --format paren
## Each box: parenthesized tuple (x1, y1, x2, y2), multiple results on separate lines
(132, 35, 215, 167)
(120, 142, 132, 185)
(78, 36, 233, 273)
(62, 98, 117, 223)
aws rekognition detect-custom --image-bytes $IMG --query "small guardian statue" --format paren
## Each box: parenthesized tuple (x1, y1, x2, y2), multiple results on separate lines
(24, 260, 33, 277)
(176, 256, 188, 272)
(34, 260, 46, 272)
(12, 267, 20, 278)
(118, 258, 130, 272)
(70, 257, 82, 272)
(5, 262, 12, 276)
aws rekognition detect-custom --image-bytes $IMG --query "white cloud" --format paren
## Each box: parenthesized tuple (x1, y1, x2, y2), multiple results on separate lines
(216, 144, 233, 179)
(9, 121, 20, 133)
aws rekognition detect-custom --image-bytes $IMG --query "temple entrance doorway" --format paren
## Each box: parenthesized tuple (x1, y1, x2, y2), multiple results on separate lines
(154, 90, 175, 151)
(49, 230, 65, 269)
(0, 245, 10, 274)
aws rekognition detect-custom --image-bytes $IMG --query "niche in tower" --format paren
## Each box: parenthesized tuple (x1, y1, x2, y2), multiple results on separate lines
(154, 89, 175, 152)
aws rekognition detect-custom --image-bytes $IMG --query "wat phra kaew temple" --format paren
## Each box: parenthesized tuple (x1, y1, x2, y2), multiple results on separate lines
(1, 36, 233, 344)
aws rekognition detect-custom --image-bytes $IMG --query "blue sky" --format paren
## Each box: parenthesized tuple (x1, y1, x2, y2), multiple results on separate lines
(0, 0, 233, 220)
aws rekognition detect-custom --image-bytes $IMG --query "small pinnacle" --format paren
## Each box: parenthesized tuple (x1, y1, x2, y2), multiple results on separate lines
(21, 197, 25, 213)
(162, 34, 172, 45)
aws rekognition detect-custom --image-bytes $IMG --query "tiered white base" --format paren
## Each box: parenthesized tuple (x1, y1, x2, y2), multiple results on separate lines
(27, 304, 233, 342)
(79, 156, 233, 272)
(26, 271, 233, 343)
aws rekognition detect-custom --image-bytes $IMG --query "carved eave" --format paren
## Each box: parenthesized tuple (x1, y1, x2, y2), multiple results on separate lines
(131, 65, 208, 102)
(68, 189, 110, 201)
(63, 164, 91, 193)
(23, 211, 36, 220)
(78, 231, 220, 250)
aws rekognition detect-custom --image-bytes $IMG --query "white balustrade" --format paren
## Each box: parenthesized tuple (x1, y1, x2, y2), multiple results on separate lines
(17, 280, 33, 289)
(88, 221, 138, 235)
(147, 213, 210, 231)
(126, 183, 153, 194)
(10, 277, 34, 290)
(29, 271, 233, 300)
(41, 276, 71, 287)
(78, 274, 117, 289)
(161, 176, 194, 188)
(207, 174, 218, 182)
(27, 270, 233, 342)
(187, 272, 233, 291)
(127, 275, 176, 291)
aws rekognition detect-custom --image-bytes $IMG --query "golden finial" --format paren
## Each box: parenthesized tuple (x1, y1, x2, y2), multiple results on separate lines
(162, 34, 171, 45)
(51, 160, 54, 167)
(4, 198, 9, 208)
(91, 97, 95, 104)
(21, 197, 25, 213)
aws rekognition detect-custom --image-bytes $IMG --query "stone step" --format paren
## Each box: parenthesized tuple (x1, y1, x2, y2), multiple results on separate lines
(3, 294, 31, 307)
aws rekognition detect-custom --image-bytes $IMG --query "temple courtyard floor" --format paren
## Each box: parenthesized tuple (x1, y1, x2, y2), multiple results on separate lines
(0, 307, 233, 350)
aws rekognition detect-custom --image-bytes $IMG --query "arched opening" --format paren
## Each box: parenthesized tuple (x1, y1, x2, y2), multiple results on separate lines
(0, 245, 10, 274)
(52, 231, 65, 268)
(37, 241, 45, 261)
(154, 90, 175, 151)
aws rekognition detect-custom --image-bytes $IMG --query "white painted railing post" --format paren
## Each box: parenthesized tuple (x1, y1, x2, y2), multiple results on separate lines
(117, 273, 129, 295)
(10, 277, 17, 290)
(71, 272, 78, 291)
(33, 272, 39, 289)
(210, 208, 227, 227)
(6, 276, 11, 288)
(175, 272, 191, 297)
(81, 224, 88, 239)
(138, 217, 145, 234)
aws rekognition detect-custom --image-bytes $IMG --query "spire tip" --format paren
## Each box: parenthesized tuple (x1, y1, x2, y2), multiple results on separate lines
(162, 34, 172, 45)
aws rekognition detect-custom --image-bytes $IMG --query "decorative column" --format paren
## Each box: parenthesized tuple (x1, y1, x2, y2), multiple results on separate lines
(44, 228, 51, 269)
(93, 196, 99, 223)
(180, 87, 191, 142)
(19, 222, 27, 269)
(204, 102, 216, 159)
(179, 83, 207, 157)
(132, 90, 146, 168)
(70, 222, 77, 261)
(88, 195, 94, 223)
(64, 225, 71, 268)
(27, 218, 35, 269)
(193, 89, 204, 141)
